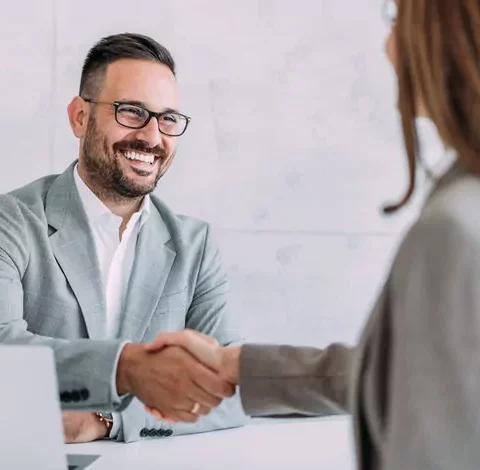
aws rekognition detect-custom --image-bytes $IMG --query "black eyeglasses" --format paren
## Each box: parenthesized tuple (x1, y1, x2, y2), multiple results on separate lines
(82, 98, 191, 137)
(383, 0, 397, 24)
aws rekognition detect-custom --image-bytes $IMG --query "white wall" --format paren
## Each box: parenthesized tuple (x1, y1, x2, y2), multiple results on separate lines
(2, 0, 436, 347)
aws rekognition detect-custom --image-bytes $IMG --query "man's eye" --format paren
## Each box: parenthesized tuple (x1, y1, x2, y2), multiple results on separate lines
(120, 106, 144, 117)
(162, 114, 179, 123)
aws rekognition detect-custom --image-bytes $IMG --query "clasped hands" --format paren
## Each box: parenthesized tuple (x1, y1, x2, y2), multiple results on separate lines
(140, 330, 242, 423)
(63, 330, 241, 443)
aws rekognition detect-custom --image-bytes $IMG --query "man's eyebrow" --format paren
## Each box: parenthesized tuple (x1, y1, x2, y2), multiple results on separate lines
(162, 107, 181, 114)
(118, 100, 180, 113)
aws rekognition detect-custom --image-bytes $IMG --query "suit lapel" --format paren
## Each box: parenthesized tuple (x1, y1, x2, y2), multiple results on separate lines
(351, 281, 389, 465)
(119, 205, 176, 342)
(46, 162, 105, 339)
(351, 162, 467, 394)
(350, 158, 467, 466)
(352, 159, 466, 403)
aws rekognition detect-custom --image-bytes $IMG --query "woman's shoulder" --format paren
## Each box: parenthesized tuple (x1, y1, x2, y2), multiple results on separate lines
(424, 166, 480, 230)
(392, 167, 480, 277)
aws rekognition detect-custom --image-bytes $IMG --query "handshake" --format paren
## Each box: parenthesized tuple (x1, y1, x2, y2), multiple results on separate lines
(116, 330, 242, 424)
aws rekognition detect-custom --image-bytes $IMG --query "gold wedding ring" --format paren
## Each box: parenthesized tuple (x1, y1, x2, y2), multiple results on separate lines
(190, 402, 200, 415)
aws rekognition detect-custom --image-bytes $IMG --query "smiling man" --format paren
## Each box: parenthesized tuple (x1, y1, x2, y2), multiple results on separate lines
(0, 33, 247, 443)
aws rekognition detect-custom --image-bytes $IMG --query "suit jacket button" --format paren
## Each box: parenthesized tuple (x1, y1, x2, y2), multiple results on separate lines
(140, 428, 148, 438)
(156, 429, 165, 437)
(79, 388, 89, 401)
(148, 429, 157, 437)
(71, 390, 81, 402)
(164, 430, 173, 437)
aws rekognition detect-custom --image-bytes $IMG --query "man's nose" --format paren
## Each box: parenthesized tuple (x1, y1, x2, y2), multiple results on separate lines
(134, 117, 164, 149)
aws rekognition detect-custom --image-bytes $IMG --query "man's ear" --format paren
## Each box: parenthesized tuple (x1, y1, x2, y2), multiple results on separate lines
(67, 96, 89, 138)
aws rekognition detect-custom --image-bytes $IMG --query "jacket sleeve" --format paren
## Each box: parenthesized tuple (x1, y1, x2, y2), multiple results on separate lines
(0, 195, 131, 412)
(239, 342, 354, 416)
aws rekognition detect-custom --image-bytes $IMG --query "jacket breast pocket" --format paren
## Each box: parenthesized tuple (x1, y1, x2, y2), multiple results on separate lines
(155, 289, 188, 314)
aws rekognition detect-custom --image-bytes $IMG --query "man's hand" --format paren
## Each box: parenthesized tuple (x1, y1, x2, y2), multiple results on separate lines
(146, 330, 241, 383)
(116, 342, 235, 423)
(62, 412, 108, 443)
(145, 330, 222, 370)
(142, 331, 242, 420)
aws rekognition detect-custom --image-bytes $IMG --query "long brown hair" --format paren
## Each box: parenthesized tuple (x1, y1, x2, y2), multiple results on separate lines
(384, 0, 480, 213)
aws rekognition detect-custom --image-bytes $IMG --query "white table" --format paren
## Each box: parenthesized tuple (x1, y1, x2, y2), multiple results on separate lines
(66, 416, 355, 470)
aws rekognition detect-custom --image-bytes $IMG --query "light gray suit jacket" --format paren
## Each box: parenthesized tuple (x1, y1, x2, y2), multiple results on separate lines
(0, 162, 248, 442)
(239, 161, 480, 469)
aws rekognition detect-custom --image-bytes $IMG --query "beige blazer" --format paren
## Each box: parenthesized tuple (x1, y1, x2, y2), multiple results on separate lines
(239, 161, 480, 469)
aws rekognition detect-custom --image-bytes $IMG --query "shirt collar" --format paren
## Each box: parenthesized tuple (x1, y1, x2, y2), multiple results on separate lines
(73, 163, 151, 227)
(416, 117, 457, 181)
(137, 191, 151, 228)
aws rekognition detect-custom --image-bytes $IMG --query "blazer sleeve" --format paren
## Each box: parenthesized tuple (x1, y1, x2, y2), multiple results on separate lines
(0, 195, 130, 412)
(239, 342, 354, 416)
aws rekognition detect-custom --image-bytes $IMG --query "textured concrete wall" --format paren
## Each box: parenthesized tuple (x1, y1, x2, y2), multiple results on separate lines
(1, 0, 435, 347)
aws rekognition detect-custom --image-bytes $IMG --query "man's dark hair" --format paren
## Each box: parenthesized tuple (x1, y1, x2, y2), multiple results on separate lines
(79, 33, 176, 98)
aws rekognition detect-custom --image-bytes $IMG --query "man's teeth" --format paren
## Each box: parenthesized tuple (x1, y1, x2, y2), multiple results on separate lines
(124, 151, 155, 164)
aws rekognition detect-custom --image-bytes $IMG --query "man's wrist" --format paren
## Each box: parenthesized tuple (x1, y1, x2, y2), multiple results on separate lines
(94, 412, 113, 438)
(116, 343, 142, 395)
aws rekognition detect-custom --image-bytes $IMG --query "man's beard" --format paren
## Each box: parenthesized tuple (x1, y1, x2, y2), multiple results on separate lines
(81, 115, 169, 200)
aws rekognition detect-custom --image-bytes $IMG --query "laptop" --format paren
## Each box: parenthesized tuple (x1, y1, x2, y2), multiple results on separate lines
(0, 345, 100, 470)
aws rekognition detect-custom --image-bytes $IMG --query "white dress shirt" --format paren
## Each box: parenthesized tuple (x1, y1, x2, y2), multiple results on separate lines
(74, 165, 151, 438)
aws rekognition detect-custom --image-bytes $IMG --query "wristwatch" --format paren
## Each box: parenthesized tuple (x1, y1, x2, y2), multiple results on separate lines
(94, 412, 114, 436)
